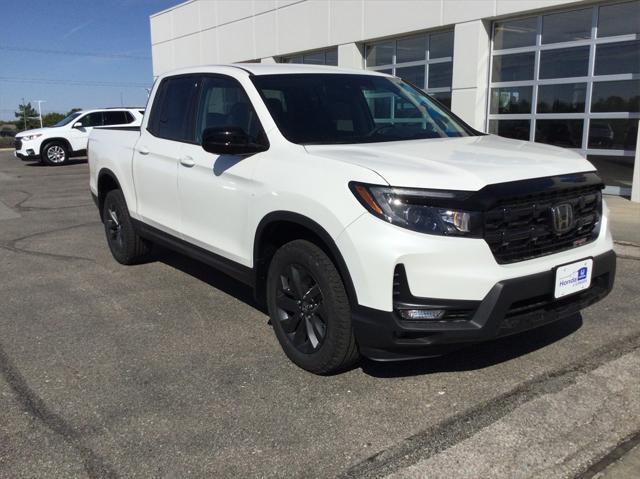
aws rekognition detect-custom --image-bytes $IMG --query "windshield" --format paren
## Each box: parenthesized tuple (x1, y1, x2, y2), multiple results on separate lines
(251, 74, 477, 145)
(53, 112, 82, 127)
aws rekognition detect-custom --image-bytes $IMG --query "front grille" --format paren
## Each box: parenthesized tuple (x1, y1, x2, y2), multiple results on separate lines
(14, 139, 22, 150)
(484, 184, 602, 264)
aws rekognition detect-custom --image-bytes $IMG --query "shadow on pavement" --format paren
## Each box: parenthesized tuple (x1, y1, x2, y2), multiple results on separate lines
(152, 244, 583, 378)
(153, 245, 266, 314)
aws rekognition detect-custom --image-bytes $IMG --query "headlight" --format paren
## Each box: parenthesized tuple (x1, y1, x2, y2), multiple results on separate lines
(21, 134, 43, 141)
(350, 182, 483, 237)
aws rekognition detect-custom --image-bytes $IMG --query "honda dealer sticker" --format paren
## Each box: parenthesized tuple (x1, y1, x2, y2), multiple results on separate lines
(554, 258, 593, 299)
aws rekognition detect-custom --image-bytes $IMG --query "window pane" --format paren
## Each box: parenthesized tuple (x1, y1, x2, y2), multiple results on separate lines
(589, 119, 638, 150)
(429, 31, 454, 58)
(152, 76, 198, 141)
(396, 65, 425, 88)
(325, 48, 338, 66)
(536, 83, 586, 113)
(591, 80, 640, 112)
(595, 40, 640, 75)
(492, 52, 535, 82)
(397, 35, 426, 63)
(598, 1, 640, 37)
(489, 119, 530, 140)
(103, 111, 128, 125)
(82, 112, 103, 127)
(542, 8, 592, 44)
(283, 55, 303, 64)
(490, 86, 532, 113)
(429, 91, 451, 109)
(587, 155, 634, 188)
(303, 51, 325, 65)
(366, 42, 394, 66)
(535, 119, 584, 147)
(494, 17, 537, 50)
(539, 46, 589, 78)
(194, 76, 263, 144)
(428, 62, 452, 88)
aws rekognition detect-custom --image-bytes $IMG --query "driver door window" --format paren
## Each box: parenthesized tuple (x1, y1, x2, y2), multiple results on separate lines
(81, 112, 104, 127)
(194, 76, 263, 144)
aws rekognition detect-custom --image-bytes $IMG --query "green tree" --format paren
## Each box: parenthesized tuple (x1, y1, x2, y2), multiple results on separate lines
(14, 102, 40, 131)
(42, 112, 65, 127)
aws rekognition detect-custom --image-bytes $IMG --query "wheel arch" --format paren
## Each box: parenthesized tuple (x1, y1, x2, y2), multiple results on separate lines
(40, 137, 73, 157)
(253, 211, 358, 308)
(97, 168, 123, 220)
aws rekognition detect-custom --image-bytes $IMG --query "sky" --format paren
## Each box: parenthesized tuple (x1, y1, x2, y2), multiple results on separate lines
(0, 0, 181, 121)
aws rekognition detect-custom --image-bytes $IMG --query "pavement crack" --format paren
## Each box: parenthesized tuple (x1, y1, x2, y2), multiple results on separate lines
(341, 332, 640, 479)
(0, 343, 118, 479)
(0, 221, 100, 262)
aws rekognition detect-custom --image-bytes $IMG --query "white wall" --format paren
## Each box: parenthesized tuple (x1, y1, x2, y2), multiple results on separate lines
(150, 0, 587, 75)
(150, 0, 590, 128)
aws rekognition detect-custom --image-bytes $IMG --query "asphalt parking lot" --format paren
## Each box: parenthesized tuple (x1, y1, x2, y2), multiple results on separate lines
(0, 150, 639, 478)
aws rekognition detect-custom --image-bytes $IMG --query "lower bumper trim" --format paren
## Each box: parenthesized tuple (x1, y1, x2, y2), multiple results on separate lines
(352, 250, 616, 361)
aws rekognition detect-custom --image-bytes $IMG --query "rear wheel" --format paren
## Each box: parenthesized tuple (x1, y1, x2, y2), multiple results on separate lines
(41, 141, 68, 166)
(266, 240, 359, 374)
(102, 189, 150, 264)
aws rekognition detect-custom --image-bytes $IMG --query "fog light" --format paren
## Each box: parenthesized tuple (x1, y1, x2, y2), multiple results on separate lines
(398, 309, 445, 321)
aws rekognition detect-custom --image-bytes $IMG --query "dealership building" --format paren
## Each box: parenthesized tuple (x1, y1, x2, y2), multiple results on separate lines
(150, 0, 640, 197)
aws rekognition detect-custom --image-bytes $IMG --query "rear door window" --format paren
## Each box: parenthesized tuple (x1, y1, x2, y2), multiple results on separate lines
(148, 75, 200, 142)
(102, 111, 130, 125)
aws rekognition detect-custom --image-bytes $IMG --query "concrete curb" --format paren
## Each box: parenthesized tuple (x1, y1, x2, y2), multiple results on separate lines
(0, 148, 14, 152)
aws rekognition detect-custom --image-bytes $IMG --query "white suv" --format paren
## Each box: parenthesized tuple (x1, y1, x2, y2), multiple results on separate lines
(88, 64, 616, 374)
(15, 108, 144, 165)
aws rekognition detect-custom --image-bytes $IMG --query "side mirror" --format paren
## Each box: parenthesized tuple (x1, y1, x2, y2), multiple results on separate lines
(202, 126, 268, 155)
(73, 122, 84, 129)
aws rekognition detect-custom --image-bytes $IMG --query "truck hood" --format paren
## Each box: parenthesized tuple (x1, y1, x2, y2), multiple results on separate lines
(304, 134, 595, 191)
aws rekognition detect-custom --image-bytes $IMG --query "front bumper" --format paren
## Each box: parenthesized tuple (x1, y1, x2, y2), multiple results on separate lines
(14, 140, 40, 161)
(353, 250, 616, 361)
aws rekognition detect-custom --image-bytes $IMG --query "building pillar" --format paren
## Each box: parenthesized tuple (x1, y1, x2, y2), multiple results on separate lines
(451, 20, 491, 132)
(632, 120, 640, 202)
(261, 57, 278, 64)
(338, 43, 364, 70)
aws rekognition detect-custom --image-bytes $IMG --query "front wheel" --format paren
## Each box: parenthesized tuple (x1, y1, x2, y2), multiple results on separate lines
(41, 141, 68, 166)
(266, 240, 359, 374)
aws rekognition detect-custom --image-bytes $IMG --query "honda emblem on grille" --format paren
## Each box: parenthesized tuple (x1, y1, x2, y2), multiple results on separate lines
(551, 203, 574, 234)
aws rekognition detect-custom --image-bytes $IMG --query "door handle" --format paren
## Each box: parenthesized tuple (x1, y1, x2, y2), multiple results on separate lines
(137, 146, 150, 155)
(180, 156, 195, 167)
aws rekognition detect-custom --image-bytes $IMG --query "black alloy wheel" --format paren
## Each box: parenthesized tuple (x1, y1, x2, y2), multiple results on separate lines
(266, 240, 359, 374)
(275, 263, 327, 354)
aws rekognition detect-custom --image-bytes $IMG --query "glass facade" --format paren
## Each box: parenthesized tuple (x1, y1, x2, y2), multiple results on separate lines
(489, 1, 640, 193)
(365, 30, 454, 108)
(281, 48, 338, 66)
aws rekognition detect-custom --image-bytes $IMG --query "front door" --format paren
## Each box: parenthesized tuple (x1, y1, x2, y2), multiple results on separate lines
(178, 75, 265, 265)
(68, 111, 102, 151)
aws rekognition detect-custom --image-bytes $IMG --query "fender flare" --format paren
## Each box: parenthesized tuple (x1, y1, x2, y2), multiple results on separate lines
(253, 211, 359, 307)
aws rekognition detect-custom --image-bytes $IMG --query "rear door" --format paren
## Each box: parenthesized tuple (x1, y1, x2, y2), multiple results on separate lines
(132, 75, 199, 234)
(177, 74, 265, 264)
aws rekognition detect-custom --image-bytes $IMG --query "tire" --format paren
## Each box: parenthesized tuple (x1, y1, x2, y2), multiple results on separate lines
(266, 240, 359, 374)
(41, 141, 69, 166)
(102, 189, 150, 265)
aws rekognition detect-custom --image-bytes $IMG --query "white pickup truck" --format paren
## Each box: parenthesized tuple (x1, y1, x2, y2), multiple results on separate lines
(89, 64, 615, 374)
